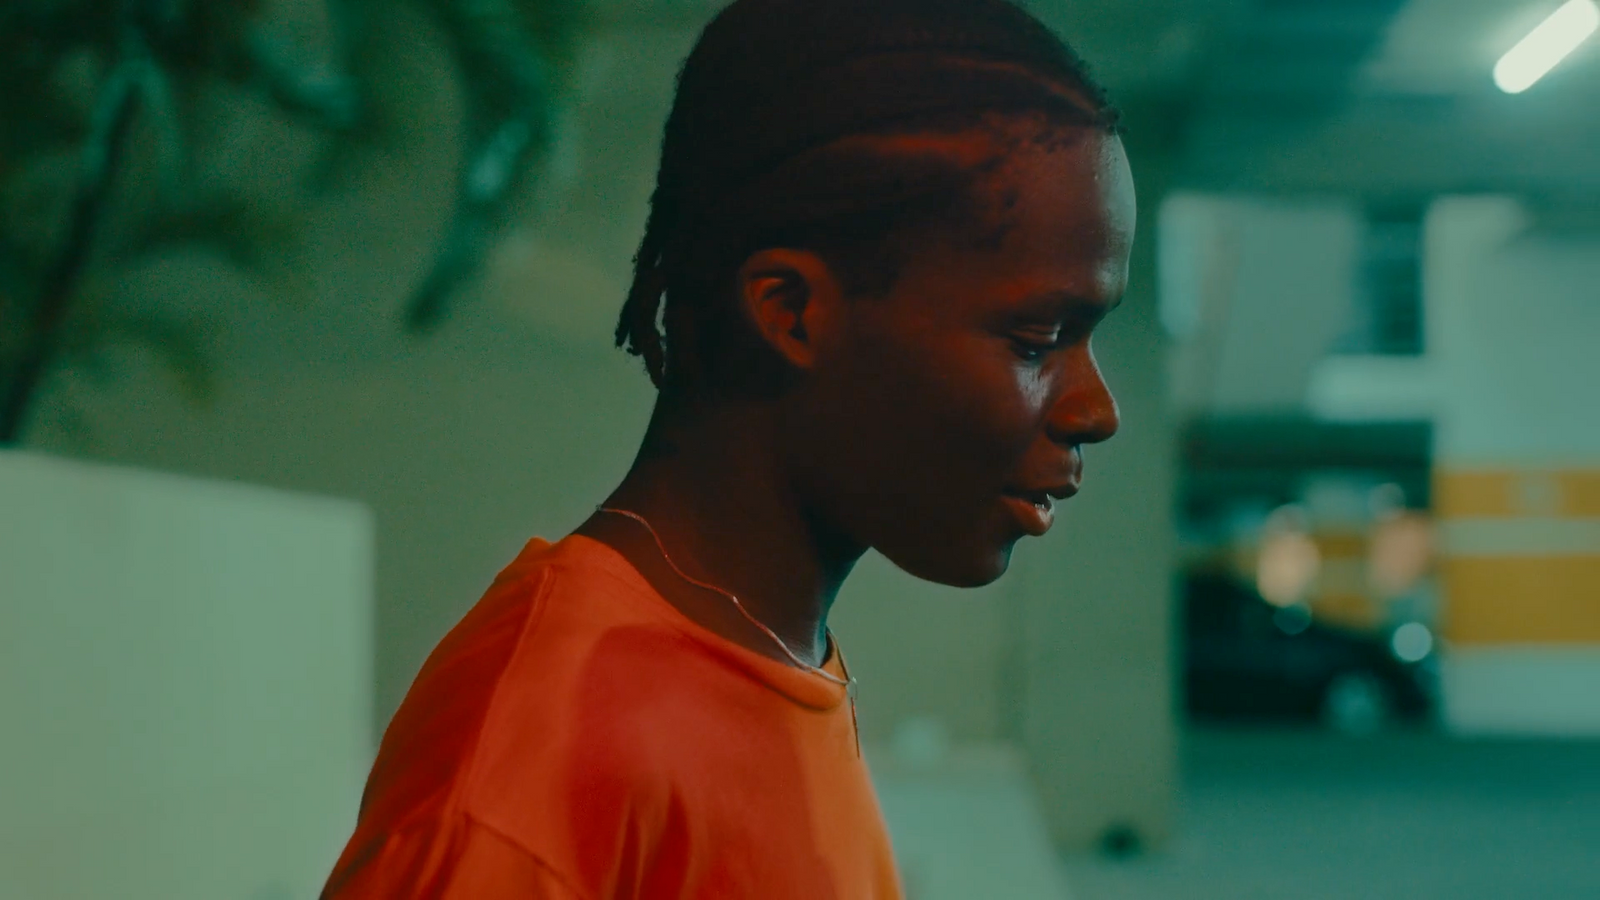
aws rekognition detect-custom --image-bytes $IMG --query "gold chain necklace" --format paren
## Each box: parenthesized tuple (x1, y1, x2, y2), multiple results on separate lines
(594, 506, 861, 752)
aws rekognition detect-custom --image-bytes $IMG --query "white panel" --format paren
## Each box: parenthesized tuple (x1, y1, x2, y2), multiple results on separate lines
(871, 743, 1074, 900)
(1439, 518, 1600, 556)
(1442, 647, 1600, 736)
(1305, 354, 1440, 421)
(0, 451, 374, 900)
(1161, 194, 1361, 414)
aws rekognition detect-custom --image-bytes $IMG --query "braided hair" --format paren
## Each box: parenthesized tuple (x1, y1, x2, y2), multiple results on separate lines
(616, 0, 1121, 392)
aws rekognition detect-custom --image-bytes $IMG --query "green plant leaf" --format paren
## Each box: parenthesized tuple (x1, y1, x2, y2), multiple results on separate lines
(101, 313, 215, 404)
(58, 309, 216, 406)
(117, 197, 302, 271)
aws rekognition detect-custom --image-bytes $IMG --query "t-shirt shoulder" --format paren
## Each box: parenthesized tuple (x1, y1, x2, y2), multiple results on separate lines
(355, 535, 718, 893)
(354, 541, 563, 831)
(357, 536, 687, 836)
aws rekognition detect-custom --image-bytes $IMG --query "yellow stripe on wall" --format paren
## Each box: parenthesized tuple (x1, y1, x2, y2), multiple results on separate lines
(1568, 471, 1600, 518)
(1441, 555, 1600, 645)
(1437, 469, 1600, 519)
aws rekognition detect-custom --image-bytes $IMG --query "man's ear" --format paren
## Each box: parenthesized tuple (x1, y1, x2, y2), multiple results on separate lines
(735, 248, 845, 370)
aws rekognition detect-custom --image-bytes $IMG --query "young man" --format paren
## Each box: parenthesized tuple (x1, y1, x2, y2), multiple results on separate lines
(322, 0, 1133, 896)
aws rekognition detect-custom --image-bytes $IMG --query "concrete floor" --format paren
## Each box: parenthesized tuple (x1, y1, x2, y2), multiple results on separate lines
(1062, 728, 1600, 900)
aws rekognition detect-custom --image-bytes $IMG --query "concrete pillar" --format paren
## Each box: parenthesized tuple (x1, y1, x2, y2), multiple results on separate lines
(1426, 196, 1600, 735)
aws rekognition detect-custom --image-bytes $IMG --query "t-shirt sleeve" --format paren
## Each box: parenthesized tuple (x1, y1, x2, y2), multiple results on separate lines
(321, 811, 585, 900)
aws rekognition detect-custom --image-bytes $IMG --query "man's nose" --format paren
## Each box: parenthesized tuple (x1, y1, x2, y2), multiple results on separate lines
(1047, 352, 1120, 446)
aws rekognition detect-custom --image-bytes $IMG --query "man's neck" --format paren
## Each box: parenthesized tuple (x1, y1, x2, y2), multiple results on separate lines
(576, 408, 862, 667)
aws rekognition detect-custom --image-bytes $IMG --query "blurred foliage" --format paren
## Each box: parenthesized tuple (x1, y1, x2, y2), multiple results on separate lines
(0, 0, 581, 444)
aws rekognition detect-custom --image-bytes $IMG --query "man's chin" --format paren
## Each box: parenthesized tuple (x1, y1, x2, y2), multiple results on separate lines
(880, 538, 1015, 589)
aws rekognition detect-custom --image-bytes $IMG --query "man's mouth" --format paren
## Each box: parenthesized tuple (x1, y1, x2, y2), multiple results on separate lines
(1000, 480, 1080, 537)
(1001, 490, 1057, 536)
(1010, 489, 1056, 511)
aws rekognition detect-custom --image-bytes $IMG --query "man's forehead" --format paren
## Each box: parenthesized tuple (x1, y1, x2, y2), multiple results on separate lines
(999, 139, 1135, 251)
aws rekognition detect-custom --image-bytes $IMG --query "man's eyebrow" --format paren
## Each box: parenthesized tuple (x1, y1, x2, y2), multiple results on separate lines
(1016, 290, 1122, 318)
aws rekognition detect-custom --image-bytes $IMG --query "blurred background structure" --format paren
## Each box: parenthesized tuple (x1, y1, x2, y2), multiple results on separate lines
(2, 0, 1597, 897)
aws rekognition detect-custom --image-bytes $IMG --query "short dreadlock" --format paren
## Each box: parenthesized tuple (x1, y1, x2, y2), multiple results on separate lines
(615, 0, 1121, 393)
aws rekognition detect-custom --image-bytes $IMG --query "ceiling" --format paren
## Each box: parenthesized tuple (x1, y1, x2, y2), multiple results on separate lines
(593, 0, 1600, 197)
(1177, 0, 1600, 196)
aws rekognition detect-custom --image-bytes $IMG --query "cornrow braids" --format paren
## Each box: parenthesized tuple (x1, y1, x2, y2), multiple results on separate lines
(614, 187, 673, 386)
(616, 0, 1122, 391)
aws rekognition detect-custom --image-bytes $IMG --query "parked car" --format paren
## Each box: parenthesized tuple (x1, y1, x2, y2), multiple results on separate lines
(1182, 571, 1437, 732)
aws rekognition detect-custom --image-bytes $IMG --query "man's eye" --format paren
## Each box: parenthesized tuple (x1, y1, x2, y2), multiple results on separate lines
(1010, 317, 1095, 361)
(1010, 335, 1059, 362)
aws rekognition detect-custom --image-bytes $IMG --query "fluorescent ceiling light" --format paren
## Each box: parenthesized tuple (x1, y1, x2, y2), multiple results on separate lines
(1494, 0, 1599, 93)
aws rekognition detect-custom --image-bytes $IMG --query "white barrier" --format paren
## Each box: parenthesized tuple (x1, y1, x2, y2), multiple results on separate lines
(0, 451, 374, 900)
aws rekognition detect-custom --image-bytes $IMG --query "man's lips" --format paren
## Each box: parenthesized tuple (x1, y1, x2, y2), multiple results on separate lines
(1000, 492, 1054, 536)
(1000, 480, 1080, 537)
(1005, 480, 1081, 506)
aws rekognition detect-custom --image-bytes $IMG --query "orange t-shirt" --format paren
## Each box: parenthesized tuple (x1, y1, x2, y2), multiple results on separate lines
(322, 534, 903, 899)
